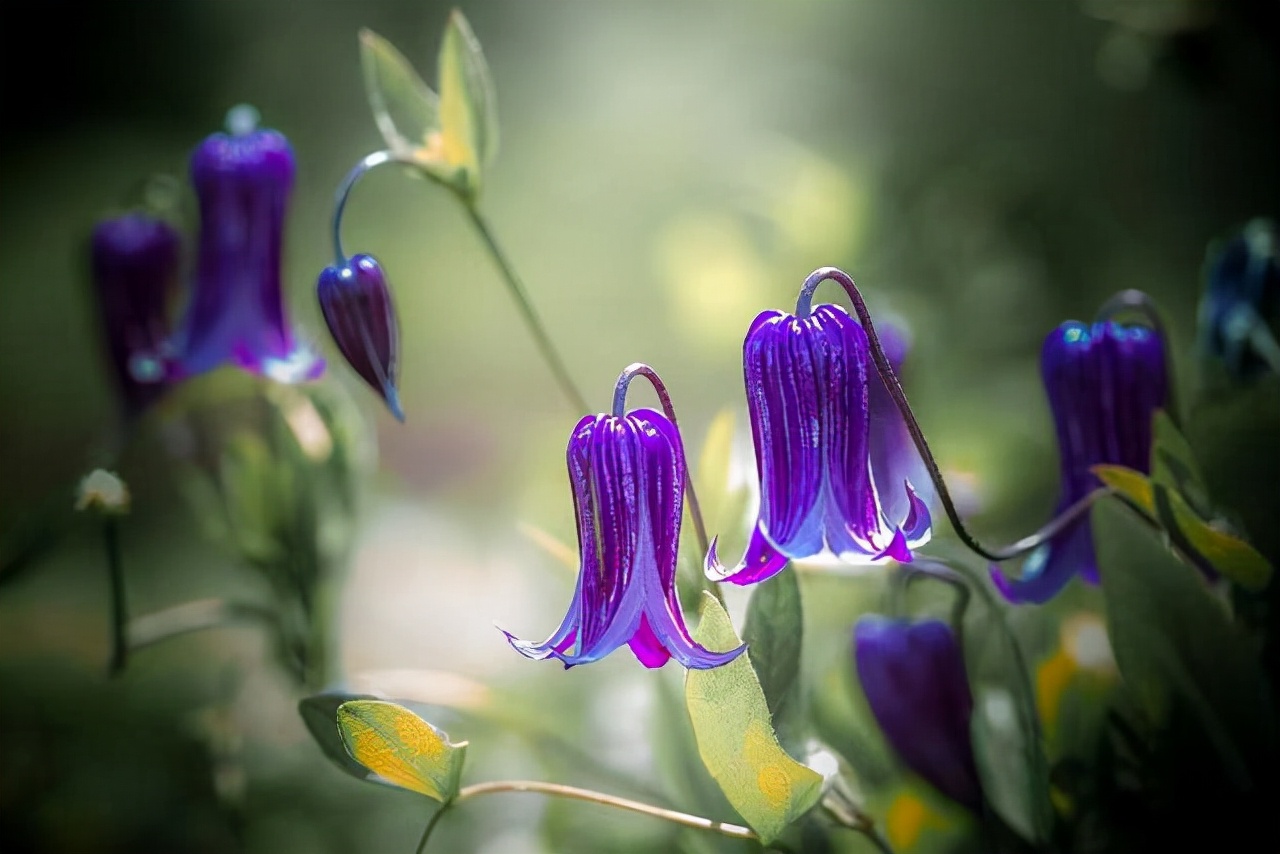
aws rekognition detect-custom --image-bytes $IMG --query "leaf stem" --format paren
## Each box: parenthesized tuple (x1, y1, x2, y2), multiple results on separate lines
(126, 598, 280, 652)
(415, 779, 757, 851)
(461, 202, 590, 413)
(104, 517, 128, 676)
(414, 805, 449, 854)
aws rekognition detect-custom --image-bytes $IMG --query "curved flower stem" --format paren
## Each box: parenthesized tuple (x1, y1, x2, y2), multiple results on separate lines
(1094, 288, 1181, 426)
(795, 266, 1108, 563)
(103, 518, 128, 676)
(613, 363, 712, 570)
(414, 805, 448, 854)
(461, 203, 590, 413)
(332, 152, 589, 412)
(894, 562, 971, 651)
(416, 779, 758, 852)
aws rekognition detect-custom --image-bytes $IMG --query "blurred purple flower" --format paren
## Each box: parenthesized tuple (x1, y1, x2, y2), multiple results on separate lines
(169, 123, 322, 383)
(992, 319, 1167, 603)
(89, 213, 181, 416)
(854, 616, 982, 812)
(317, 253, 402, 420)
(706, 305, 931, 586)
(503, 405, 744, 670)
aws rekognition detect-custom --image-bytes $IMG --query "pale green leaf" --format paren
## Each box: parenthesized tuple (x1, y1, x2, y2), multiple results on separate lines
(336, 700, 469, 802)
(359, 28, 440, 157)
(1153, 484, 1273, 591)
(685, 594, 823, 844)
(436, 9, 499, 195)
(970, 686, 1054, 844)
(299, 692, 385, 784)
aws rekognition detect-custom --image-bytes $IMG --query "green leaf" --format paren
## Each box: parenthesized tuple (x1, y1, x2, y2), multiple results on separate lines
(359, 28, 440, 157)
(1092, 497, 1275, 789)
(435, 9, 498, 195)
(336, 700, 469, 802)
(742, 568, 804, 749)
(1091, 464, 1273, 591)
(1149, 410, 1211, 513)
(970, 686, 1054, 844)
(298, 692, 385, 784)
(684, 594, 823, 844)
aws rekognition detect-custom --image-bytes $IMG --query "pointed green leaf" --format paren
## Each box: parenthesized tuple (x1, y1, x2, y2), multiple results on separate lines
(970, 686, 1054, 844)
(742, 568, 804, 749)
(336, 700, 469, 802)
(436, 9, 498, 196)
(1091, 464, 1154, 515)
(359, 28, 440, 158)
(1153, 483, 1273, 591)
(1092, 497, 1275, 789)
(1149, 410, 1213, 516)
(299, 692, 385, 784)
(685, 594, 823, 843)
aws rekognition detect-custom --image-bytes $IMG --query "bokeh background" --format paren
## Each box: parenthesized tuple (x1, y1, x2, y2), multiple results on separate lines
(2, 1, 1278, 852)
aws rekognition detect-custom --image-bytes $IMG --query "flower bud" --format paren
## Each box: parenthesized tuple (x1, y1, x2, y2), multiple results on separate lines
(316, 254, 403, 420)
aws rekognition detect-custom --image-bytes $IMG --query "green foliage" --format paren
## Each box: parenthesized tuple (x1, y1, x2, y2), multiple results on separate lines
(359, 9, 498, 198)
(970, 686, 1054, 845)
(684, 593, 823, 844)
(742, 567, 805, 751)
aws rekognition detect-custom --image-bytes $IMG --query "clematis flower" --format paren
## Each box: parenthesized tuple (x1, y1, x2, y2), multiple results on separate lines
(870, 322, 937, 529)
(992, 318, 1167, 603)
(854, 616, 983, 812)
(503, 364, 745, 670)
(316, 253, 403, 420)
(89, 212, 181, 416)
(1198, 218, 1279, 379)
(169, 113, 322, 383)
(706, 281, 932, 586)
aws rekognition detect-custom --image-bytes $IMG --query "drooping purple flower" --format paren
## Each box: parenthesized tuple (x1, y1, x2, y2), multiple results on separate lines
(706, 304, 932, 586)
(1198, 218, 1279, 379)
(992, 319, 1168, 603)
(89, 213, 181, 416)
(317, 254, 403, 420)
(503, 372, 745, 669)
(854, 616, 983, 812)
(170, 122, 322, 383)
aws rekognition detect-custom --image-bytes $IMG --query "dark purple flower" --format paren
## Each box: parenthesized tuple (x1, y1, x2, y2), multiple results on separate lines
(503, 404, 744, 669)
(706, 304, 932, 585)
(854, 616, 982, 812)
(89, 213, 181, 416)
(992, 319, 1167, 603)
(317, 254, 402, 420)
(1198, 218, 1279, 379)
(170, 124, 322, 383)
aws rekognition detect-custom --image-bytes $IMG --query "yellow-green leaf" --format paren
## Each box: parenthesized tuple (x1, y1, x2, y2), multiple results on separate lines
(685, 594, 823, 843)
(1154, 484, 1273, 591)
(696, 408, 737, 529)
(336, 700, 468, 802)
(359, 28, 440, 157)
(1149, 409, 1212, 515)
(436, 9, 498, 196)
(1091, 464, 1154, 515)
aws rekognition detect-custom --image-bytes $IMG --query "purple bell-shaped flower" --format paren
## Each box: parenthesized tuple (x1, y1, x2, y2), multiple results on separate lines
(992, 316, 1168, 603)
(707, 270, 932, 586)
(89, 213, 182, 416)
(170, 110, 322, 383)
(854, 616, 983, 812)
(503, 364, 745, 670)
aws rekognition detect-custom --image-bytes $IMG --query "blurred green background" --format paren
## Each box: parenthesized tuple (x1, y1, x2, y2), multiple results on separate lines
(1, 1, 1278, 852)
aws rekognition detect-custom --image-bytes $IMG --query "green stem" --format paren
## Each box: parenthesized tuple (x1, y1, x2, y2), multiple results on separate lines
(460, 201, 590, 413)
(104, 517, 128, 676)
(127, 598, 280, 652)
(416, 779, 757, 852)
(414, 805, 449, 854)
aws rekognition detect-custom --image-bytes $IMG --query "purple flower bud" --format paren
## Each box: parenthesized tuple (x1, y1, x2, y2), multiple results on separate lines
(89, 213, 181, 416)
(170, 124, 322, 383)
(503, 405, 745, 670)
(854, 616, 983, 812)
(992, 319, 1168, 603)
(317, 254, 402, 420)
(706, 304, 932, 585)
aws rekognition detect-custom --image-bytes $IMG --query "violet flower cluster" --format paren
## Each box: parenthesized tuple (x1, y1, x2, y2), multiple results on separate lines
(90, 109, 322, 418)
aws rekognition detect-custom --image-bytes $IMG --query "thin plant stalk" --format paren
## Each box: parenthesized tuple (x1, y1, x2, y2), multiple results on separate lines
(104, 517, 128, 676)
